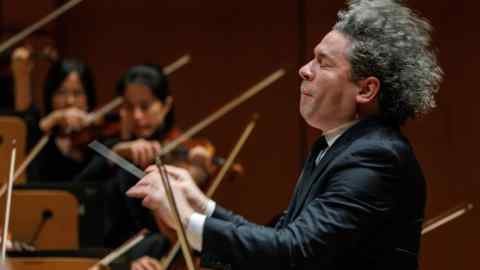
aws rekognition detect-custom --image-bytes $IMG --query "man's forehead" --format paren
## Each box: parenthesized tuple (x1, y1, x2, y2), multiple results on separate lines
(314, 31, 351, 59)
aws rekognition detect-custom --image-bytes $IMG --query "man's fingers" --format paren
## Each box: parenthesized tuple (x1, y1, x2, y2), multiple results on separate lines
(133, 256, 163, 270)
(145, 165, 158, 173)
(132, 260, 149, 270)
(126, 176, 154, 197)
(145, 257, 163, 270)
(126, 184, 149, 198)
(142, 196, 155, 209)
(131, 261, 141, 270)
(163, 165, 193, 182)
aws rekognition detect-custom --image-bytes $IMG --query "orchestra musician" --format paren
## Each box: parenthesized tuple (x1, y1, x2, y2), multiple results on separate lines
(127, 0, 443, 269)
(27, 58, 97, 183)
(76, 64, 215, 268)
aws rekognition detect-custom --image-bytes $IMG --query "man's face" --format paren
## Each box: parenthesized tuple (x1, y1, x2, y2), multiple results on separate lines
(298, 30, 359, 131)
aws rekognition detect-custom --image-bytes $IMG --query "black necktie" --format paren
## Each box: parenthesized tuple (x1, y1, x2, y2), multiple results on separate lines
(305, 136, 328, 173)
(287, 136, 329, 220)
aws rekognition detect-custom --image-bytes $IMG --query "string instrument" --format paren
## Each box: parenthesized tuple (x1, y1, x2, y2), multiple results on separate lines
(58, 97, 124, 149)
(149, 68, 286, 186)
(59, 53, 193, 150)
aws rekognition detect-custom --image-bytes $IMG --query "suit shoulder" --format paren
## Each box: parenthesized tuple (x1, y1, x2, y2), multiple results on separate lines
(346, 125, 415, 167)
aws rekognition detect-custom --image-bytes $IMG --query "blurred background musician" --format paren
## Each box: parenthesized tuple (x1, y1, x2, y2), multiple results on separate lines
(27, 57, 97, 183)
(0, 46, 54, 151)
(77, 64, 215, 260)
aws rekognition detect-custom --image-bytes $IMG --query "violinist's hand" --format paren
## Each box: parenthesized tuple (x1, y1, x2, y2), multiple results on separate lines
(11, 47, 33, 80)
(131, 256, 164, 270)
(11, 47, 34, 111)
(40, 107, 91, 133)
(127, 165, 209, 230)
(113, 139, 161, 168)
(59, 107, 92, 131)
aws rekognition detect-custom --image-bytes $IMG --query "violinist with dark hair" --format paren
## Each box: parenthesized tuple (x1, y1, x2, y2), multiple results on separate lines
(77, 64, 215, 268)
(27, 57, 98, 183)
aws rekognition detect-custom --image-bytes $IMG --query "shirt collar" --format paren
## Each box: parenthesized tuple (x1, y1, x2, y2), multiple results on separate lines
(322, 120, 359, 147)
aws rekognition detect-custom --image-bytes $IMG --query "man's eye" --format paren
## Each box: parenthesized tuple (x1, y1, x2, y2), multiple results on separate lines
(319, 60, 330, 67)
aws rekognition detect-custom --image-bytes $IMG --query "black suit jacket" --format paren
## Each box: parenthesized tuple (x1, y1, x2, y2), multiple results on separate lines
(200, 118, 426, 270)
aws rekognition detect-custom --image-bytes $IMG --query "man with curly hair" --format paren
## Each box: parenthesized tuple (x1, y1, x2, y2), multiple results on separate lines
(127, 0, 443, 269)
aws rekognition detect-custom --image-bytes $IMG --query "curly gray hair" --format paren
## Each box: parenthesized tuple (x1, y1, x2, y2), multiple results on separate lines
(333, 0, 443, 125)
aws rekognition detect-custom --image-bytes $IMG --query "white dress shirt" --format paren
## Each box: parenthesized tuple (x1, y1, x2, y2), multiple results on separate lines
(186, 120, 359, 251)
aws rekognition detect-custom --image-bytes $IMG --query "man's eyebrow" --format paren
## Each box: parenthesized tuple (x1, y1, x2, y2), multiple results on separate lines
(314, 49, 334, 61)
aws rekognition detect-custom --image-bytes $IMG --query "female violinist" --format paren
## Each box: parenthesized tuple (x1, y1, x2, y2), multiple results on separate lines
(27, 58, 97, 183)
(82, 64, 214, 268)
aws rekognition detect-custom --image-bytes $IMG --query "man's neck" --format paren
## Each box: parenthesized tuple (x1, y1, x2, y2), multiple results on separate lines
(322, 120, 359, 147)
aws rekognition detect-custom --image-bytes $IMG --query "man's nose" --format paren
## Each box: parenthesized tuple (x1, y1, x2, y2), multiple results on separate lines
(298, 61, 313, 80)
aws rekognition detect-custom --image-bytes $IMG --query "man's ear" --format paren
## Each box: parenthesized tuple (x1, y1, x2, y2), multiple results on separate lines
(356, 76, 380, 104)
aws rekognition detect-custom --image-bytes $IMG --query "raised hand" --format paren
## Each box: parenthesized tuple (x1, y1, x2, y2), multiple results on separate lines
(113, 139, 161, 168)
(126, 165, 208, 230)
(131, 256, 164, 270)
(11, 47, 33, 80)
(40, 107, 91, 133)
(11, 47, 34, 110)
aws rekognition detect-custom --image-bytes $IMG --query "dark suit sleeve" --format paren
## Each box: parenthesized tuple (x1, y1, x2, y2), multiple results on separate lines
(201, 145, 401, 269)
(209, 205, 255, 226)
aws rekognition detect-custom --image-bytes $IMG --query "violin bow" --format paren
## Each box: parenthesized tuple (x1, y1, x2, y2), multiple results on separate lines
(89, 229, 149, 269)
(1, 141, 17, 261)
(163, 54, 191, 76)
(422, 202, 474, 235)
(161, 115, 258, 269)
(159, 69, 285, 156)
(0, 0, 87, 198)
(0, 135, 50, 198)
(155, 156, 196, 270)
(86, 53, 191, 124)
(86, 97, 124, 125)
(88, 115, 258, 269)
(0, 0, 85, 54)
(0, 93, 127, 198)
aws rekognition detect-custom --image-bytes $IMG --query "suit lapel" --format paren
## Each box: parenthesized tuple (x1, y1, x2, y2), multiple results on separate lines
(289, 137, 351, 219)
(283, 152, 317, 222)
(289, 118, 382, 220)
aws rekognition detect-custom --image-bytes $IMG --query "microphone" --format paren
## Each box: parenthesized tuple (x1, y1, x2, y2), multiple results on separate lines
(28, 209, 53, 246)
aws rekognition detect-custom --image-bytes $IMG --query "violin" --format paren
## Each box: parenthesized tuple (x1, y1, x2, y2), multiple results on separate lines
(54, 97, 124, 150)
(159, 130, 244, 190)
(62, 112, 121, 150)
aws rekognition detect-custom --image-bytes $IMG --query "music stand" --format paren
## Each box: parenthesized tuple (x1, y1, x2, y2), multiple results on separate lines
(0, 117, 26, 184)
(0, 190, 79, 250)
